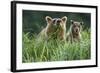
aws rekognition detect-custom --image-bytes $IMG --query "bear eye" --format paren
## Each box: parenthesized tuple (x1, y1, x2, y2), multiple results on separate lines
(53, 19, 56, 23)
(73, 24, 76, 27)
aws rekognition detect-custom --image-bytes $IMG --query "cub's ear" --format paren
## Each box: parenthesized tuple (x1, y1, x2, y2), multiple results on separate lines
(45, 16, 52, 23)
(70, 20, 74, 24)
(80, 22, 84, 25)
(61, 16, 67, 22)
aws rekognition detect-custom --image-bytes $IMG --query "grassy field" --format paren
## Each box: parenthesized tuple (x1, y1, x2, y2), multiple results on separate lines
(22, 30, 91, 63)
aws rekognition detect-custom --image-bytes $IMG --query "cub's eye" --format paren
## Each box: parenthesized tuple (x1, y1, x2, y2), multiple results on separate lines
(73, 24, 76, 27)
(53, 19, 56, 23)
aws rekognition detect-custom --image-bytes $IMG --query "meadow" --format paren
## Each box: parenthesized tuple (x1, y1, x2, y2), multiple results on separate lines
(22, 10, 91, 63)
(22, 30, 91, 63)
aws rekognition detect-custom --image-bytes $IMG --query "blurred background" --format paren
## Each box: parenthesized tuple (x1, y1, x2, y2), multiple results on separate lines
(23, 10, 91, 34)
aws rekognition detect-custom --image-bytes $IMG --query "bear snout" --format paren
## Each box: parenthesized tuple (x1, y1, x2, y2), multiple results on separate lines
(76, 28, 78, 32)
(56, 19, 61, 25)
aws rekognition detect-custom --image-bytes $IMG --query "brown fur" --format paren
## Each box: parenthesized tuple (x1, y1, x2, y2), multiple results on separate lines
(66, 20, 83, 42)
(39, 16, 67, 41)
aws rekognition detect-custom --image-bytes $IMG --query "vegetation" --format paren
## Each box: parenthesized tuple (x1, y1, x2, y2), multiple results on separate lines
(22, 30, 91, 63)
(22, 10, 91, 63)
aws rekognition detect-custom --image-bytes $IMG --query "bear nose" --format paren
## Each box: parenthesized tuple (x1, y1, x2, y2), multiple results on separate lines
(57, 20, 61, 24)
(76, 29, 78, 32)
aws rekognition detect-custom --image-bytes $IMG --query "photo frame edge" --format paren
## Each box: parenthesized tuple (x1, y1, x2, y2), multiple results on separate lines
(11, 1, 17, 72)
(11, 1, 98, 72)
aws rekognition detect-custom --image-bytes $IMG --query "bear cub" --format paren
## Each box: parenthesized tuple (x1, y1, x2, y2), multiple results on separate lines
(39, 16, 67, 41)
(66, 20, 83, 42)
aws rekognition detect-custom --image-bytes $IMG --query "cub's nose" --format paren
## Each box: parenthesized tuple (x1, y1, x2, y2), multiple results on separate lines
(57, 20, 61, 23)
(57, 20, 61, 25)
(76, 28, 79, 32)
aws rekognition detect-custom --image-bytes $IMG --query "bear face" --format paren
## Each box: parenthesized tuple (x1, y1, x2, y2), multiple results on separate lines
(71, 20, 83, 35)
(45, 16, 67, 40)
(46, 16, 67, 30)
(66, 20, 83, 42)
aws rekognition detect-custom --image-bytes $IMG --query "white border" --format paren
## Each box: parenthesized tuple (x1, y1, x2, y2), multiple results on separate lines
(16, 4, 96, 70)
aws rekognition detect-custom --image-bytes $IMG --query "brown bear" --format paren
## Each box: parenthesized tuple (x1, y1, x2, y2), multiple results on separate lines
(66, 20, 83, 42)
(39, 16, 67, 41)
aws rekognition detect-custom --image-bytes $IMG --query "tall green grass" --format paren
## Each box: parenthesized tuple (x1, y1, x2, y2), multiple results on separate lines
(22, 30, 91, 63)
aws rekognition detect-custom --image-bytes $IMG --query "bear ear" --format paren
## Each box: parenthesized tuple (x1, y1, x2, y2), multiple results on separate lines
(45, 16, 52, 23)
(80, 22, 84, 25)
(70, 20, 74, 24)
(61, 16, 67, 22)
